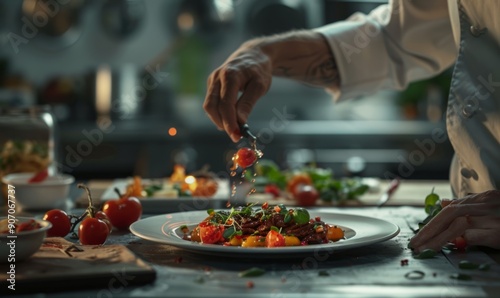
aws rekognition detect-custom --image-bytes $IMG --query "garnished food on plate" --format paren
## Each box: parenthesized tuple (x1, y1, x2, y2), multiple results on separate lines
(124, 164, 220, 198)
(0, 218, 42, 234)
(182, 203, 345, 247)
(246, 159, 369, 205)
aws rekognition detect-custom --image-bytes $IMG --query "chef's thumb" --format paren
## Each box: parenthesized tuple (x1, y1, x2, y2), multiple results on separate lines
(440, 198, 453, 208)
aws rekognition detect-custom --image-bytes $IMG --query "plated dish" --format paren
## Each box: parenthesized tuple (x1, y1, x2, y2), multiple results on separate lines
(130, 209, 400, 258)
(101, 178, 231, 214)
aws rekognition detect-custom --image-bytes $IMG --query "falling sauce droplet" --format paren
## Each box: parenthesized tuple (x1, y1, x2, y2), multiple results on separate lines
(247, 188, 256, 196)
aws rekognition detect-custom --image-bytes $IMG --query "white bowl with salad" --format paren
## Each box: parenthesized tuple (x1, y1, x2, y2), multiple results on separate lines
(2, 172, 74, 211)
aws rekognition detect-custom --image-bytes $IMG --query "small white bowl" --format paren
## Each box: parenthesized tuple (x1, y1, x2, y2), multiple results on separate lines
(2, 173, 75, 211)
(0, 217, 52, 263)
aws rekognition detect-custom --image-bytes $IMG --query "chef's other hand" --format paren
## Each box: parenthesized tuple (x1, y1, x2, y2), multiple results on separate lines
(203, 40, 272, 142)
(409, 190, 500, 253)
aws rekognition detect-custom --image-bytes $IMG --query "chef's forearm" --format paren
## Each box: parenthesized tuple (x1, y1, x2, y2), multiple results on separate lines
(246, 30, 340, 89)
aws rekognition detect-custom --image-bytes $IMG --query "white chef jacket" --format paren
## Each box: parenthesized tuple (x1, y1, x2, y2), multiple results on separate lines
(315, 0, 500, 198)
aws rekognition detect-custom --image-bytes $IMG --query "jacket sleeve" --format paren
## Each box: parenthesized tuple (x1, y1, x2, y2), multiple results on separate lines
(315, 0, 457, 101)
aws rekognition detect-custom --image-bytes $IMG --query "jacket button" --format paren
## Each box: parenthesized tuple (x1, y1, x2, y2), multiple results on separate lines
(461, 102, 476, 118)
(461, 168, 478, 180)
(470, 25, 487, 37)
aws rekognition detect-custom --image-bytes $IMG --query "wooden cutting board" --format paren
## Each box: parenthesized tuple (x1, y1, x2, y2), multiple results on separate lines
(0, 237, 156, 294)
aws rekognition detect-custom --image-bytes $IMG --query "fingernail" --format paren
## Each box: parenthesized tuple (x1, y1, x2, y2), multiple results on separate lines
(232, 128, 242, 138)
(441, 198, 452, 207)
(231, 130, 242, 142)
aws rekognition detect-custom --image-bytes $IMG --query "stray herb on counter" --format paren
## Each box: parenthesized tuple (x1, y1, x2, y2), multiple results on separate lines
(414, 248, 437, 259)
(238, 267, 266, 278)
(458, 260, 479, 270)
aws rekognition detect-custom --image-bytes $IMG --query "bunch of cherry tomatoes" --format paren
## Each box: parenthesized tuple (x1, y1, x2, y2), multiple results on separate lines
(42, 184, 142, 245)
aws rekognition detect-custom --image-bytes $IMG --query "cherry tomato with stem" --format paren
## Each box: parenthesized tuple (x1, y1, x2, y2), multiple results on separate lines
(78, 184, 110, 245)
(79, 217, 110, 245)
(43, 209, 71, 237)
(102, 188, 142, 230)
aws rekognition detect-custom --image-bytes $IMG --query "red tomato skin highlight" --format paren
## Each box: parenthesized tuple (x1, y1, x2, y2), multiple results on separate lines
(265, 230, 285, 247)
(102, 196, 142, 230)
(234, 148, 257, 169)
(198, 222, 224, 244)
(78, 218, 109, 245)
(43, 209, 71, 237)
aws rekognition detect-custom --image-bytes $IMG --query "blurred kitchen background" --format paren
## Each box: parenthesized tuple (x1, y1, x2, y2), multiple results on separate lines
(0, 0, 454, 181)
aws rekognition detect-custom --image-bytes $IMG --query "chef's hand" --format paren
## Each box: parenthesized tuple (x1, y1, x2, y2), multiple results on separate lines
(409, 190, 500, 253)
(203, 30, 339, 142)
(203, 40, 272, 142)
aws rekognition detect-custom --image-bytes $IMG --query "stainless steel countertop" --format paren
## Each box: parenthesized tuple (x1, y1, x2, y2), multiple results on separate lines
(4, 178, 499, 297)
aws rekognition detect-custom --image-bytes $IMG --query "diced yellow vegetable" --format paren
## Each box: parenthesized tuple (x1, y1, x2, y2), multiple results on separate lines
(229, 236, 243, 246)
(284, 235, 300, 246)
(241, 235, 266, 247)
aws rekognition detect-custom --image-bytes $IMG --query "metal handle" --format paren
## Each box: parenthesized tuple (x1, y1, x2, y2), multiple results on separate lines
(239, 123, 257, 141)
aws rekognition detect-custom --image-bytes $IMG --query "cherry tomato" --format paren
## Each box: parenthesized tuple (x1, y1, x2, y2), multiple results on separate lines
(28, 168, 48, 183)
(265, 229, 285, 247)
(43, 209, 71, 237)
(234, 147, 257, 169)
(294, 184, 319, 206)
(286, 174, 312, 195)
(264, 184, 281, 198)
(326, 226, 345, 242)
(95, 210, 113, 231)
(102, 196, 142, 230)
(452, 236, 467, 251)
(198, 221, 224, 244)
(78, 217, 109, 245)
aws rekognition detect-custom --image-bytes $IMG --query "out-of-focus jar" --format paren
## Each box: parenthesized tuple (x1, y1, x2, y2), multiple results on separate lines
(0, 105, 57, 202)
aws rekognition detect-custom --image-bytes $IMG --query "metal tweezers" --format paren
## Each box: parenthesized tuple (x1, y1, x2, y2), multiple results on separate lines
(239, 123, 257, 142)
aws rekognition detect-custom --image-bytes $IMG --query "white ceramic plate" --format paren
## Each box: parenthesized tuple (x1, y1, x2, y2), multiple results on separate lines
(130, 210, 400, 258)
(101, 179, 232, 214)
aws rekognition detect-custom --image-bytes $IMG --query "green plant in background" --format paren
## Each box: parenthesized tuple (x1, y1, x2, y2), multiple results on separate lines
(397, 70, 452, 119)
